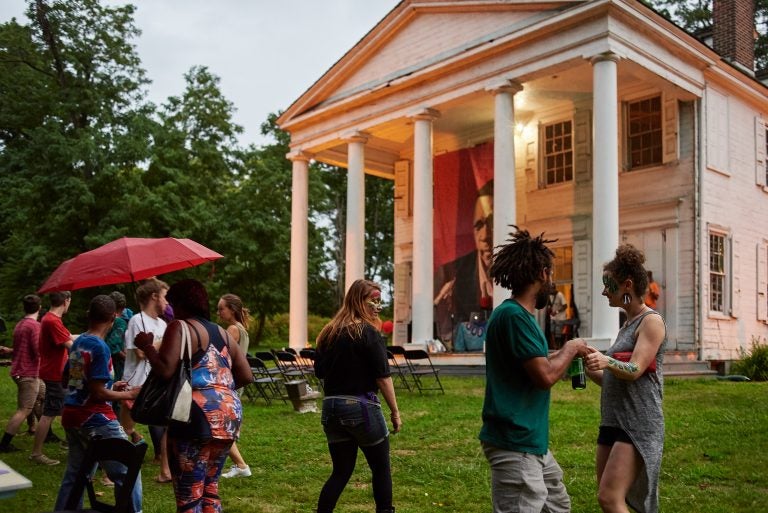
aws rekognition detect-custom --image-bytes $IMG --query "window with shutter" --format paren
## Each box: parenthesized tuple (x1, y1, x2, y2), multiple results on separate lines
(541, 120, 574, 185)
(626, 95, 663, 170)
(709, 230, 732, 316)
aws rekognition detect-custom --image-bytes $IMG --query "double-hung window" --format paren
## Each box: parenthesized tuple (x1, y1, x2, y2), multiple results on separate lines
(627, 95, 662, 170)
(543, 120, 573, 185)
(709, 231, 729, 314)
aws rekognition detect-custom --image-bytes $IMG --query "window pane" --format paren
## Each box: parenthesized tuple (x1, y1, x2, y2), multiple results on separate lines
(543, 120, 574, 185)
(626, 95, 663, 170)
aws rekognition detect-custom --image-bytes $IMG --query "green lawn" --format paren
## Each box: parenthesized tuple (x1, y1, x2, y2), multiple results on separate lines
(0, 368, 766, 512)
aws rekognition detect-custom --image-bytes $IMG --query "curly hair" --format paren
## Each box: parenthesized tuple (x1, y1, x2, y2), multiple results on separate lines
(603, 244, 649, 297)
(87, 294, 116, 324)
(316, 279, 381, 350)
(490, 226, 556, 294)
(167, 279, 210, 320)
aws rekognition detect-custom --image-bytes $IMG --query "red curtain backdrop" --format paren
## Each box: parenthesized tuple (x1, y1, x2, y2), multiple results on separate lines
(433, 142, 494, 269)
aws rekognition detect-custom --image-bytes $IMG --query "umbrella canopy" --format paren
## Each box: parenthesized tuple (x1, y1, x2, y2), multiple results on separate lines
(38, 237, 223, 293)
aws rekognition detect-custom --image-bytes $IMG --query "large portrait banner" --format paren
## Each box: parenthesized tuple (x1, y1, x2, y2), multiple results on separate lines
(433, 142, 494, 351)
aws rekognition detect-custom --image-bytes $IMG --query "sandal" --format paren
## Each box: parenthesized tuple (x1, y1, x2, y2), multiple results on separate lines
(154, 475, 172, 484)
(129, 431, 144, 444)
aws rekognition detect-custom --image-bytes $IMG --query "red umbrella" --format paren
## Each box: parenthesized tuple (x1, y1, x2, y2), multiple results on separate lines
(38, 237, 224, 293)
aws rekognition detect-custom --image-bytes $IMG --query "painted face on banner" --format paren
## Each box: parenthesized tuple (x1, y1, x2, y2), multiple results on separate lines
(473, 194, 493, 267)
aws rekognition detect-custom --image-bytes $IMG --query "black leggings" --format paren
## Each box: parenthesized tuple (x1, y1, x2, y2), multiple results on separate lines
(317, 437, 392, 513)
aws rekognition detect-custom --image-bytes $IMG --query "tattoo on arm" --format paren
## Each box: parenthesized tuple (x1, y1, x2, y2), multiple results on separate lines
(606, 357, 638, 374)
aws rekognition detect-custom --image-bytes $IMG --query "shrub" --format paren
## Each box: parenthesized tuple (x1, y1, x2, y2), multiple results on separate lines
(253, 312, 331, 350)
(731, 336, 768, 381)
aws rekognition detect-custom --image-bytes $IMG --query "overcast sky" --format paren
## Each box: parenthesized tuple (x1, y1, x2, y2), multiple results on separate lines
(0, 1, 400, 146)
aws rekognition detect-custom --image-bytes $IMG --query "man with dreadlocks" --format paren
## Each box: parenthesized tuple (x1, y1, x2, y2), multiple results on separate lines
(479, 226, 588, 513)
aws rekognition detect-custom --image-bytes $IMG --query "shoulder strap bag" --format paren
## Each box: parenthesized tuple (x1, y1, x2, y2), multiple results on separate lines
(131, 320, 193, 426)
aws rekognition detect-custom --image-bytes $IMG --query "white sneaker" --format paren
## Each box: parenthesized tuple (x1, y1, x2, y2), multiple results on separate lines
(222, 464, 251, 478)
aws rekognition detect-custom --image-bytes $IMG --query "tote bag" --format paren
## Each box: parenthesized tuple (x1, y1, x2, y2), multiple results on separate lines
(131, 320, 193, 425)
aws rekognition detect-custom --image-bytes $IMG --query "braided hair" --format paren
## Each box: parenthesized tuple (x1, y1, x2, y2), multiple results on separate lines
(490, 226, 556, 294)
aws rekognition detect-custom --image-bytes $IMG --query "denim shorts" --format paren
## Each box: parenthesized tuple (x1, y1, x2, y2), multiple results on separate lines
(321, 395, 389, 447)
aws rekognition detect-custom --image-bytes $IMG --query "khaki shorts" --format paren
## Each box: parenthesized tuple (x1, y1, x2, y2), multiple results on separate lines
(13, 376, 45, 411)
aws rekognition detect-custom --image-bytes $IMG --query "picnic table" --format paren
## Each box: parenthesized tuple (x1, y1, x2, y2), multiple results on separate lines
(0, 459, 32, 499)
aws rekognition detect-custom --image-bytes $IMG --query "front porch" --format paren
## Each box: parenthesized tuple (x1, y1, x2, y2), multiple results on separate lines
(425, 350, 718, 378)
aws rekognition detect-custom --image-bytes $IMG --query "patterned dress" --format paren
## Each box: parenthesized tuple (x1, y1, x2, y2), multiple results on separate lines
(167, 318, 242, 513)
(601, 310, 666, 513)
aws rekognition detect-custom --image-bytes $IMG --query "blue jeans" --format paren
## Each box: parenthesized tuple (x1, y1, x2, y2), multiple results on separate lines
(318, 395, 392, 513)
(54, 420, 143, 513)
(321, 395, 389, 446)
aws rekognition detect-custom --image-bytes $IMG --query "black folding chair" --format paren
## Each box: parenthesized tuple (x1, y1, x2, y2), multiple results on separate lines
(299, 348, 323, 392)
(387, 350, 412, 392)
(53, 437, 147, 513)
(404, 349, 445, 394)
(274, 350, 313, 383)
(247, 356, 287, 405)
(255, 351, 284, 378)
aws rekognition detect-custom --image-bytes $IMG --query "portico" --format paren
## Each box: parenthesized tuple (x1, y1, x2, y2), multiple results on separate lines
(279, 0, 768, 362)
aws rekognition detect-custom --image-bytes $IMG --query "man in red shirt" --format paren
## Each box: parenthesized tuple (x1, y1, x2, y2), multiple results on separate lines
(30, 291, 75, 465)
(0, 295, 45, 453)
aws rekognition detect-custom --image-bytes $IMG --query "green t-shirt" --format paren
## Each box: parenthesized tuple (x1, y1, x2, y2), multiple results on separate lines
(479, 299, 550, 455)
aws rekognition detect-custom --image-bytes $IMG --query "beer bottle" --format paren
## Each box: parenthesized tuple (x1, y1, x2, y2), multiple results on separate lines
(569, 357, 586, 390)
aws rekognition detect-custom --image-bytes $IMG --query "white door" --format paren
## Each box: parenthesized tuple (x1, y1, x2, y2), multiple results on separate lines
(623, 228, 679, 348)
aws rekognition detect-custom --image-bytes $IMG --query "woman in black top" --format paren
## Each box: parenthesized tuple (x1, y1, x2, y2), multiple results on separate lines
(314, 279, 402, 513)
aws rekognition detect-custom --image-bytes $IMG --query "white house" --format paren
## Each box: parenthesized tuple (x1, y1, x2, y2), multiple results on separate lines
(278, 0, 768, 366)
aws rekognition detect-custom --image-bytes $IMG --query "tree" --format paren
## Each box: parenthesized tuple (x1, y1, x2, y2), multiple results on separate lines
(0, 0, 154, 312)
(144, 65, 241, 244)
(645, 0, 768, 71)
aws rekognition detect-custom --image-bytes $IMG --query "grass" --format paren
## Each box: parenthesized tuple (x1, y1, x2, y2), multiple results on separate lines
(0, 368, 766, 512)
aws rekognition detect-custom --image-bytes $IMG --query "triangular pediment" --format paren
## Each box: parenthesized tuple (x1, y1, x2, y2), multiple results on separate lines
(280, 0, 584, 124)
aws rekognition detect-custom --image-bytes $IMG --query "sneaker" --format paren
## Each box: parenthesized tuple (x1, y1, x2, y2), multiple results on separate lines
(221, 464, 251, 478)
(0, 443, 19, 453)
(29, 453, 60, 466)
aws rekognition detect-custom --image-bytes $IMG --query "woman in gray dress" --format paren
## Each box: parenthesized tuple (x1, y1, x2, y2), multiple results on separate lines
(585, 244, 666, 513)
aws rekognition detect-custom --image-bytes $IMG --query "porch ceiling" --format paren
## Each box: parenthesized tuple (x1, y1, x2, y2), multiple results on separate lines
(314, 57, 695, 178)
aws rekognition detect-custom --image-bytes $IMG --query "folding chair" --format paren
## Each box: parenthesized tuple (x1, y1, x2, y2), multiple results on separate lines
(54, 437, 147, 513)
(299, 348, 323, 392)
(387, 350, 412, 392)
(298, 348, 316, 369)
(255, 351, 284, 378)
(247, 356, 287, 405)
(404, 349, 445, 394)
(274, 350, 313, 383)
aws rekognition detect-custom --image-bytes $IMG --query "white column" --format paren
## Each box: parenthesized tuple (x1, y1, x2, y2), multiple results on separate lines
(410, 108, 440, 345)
(344, 132, 368, 292)
(591, 52, 620, 345)
(288, 151, 312, 350)
(487, 81, 523, 308)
